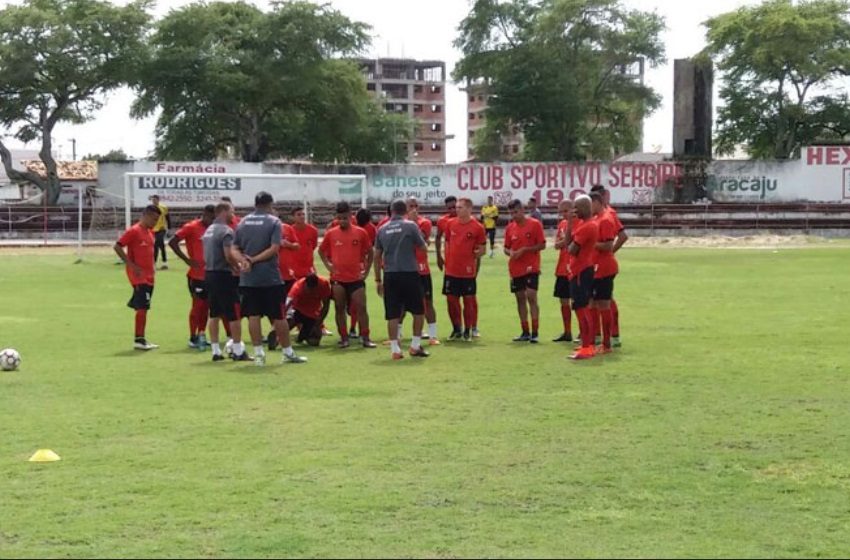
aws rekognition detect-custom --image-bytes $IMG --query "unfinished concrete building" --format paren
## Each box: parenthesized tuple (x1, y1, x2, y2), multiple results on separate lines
(358, 58, 447, 163)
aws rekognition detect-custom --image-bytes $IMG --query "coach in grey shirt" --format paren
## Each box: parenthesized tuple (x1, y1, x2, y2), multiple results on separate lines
(232, 192, 306, 366)
(374, 199, 429, 359)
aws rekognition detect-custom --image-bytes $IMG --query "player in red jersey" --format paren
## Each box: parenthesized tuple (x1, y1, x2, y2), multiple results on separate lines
(590, 192, 619, 353)
(552, 199, 574, 343)
(265, 220, 302, 350)
(346, 208, 378, 338)
(285, 273, 332, 346)
(443, 198, 487, 341)
(434, 196, 458, 273)
(568, 195, 600, 360)
(405, 197, 441, 343)
(289, 207, 319, 278)
(590, 185, 628, 347)
(169, 205, 216, 349)
(504, 199, 546, 343)
(114, 205, 162, 351)
(319, 201, 375, 348)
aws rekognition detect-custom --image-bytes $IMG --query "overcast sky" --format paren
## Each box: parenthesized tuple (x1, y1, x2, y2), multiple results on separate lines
(2, 0, 756, 163)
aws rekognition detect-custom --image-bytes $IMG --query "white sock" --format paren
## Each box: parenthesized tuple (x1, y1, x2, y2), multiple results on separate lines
(412, 336, 422, 350)
(428, 323, 437, 338)
(283, 346, 295, 357)
(211, 343, 221, 355)
(233, 341, 245, 355)
(253, 345, 264, 357)
(390, 340, 401, 354)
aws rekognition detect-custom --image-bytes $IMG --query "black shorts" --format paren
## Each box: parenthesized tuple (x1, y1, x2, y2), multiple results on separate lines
(282, 279, 295, 302)
(384, 272, 424, 320)
(419, 274, 433, 299)
(442, 275, 477, 297)
(510, 273, 540, 294)
(288, 309, 321, 343)
(187, 277, 208, 300)
(593, 275, 616, 301)
(240, 285, 285, 320)
(332, 280, 366, 300)
(207, 271, 240, 321)
(570, 267, 595, 310)
(127, 284, 154, 310)
(553, 276, 571, 300)
(486, 228, 496, 244)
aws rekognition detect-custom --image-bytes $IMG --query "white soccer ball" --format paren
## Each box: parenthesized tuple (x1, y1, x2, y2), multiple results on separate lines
(0, 348, 21, 371)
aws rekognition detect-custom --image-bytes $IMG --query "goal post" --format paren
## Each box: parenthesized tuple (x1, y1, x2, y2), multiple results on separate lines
(122, 172, 369, 230)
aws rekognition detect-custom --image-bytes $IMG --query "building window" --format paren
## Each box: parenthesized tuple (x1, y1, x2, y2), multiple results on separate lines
(431, 104, 443, 113)
(431, 123, 442, 132)
(468, 112, 475, 120)
(414, 142, 424, 152)
(512, 145, 519, 154)
(431, 142, 442, 151)
(414, 85, 423, 93)
(367, 83, 375, 91)
(414, 104, 423, 113)
(430, 85, 442, 94)
(469, 96, 475, 103)
(478, 95, 484, 101)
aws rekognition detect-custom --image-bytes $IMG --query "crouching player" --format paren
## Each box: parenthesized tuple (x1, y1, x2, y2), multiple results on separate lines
(285, 273, 332, 346)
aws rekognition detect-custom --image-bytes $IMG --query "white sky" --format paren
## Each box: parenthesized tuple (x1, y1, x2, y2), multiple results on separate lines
(2, 0, 756, 163)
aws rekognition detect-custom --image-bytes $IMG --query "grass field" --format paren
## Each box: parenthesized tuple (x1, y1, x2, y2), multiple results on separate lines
(2, 244, 850, 558)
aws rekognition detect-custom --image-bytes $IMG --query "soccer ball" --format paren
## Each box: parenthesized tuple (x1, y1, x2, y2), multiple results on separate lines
(0, 348, 21, 371)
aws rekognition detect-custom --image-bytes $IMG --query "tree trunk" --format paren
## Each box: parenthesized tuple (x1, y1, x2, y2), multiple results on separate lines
(0, 138, 48, 195)
(39, 130, 62, 205)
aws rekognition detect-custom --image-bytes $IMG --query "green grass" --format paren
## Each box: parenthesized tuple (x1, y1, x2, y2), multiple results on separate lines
(1, 245, 850, 558)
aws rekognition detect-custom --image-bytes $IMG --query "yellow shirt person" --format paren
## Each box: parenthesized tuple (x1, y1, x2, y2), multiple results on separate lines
(480, 197, 499, 257)
(149, 195, 171, 269)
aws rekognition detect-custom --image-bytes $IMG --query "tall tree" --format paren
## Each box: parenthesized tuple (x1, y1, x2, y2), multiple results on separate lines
(706, 0, 850, 159)
(133, 1, 412, 163)
(0, 0, 150, 204)
(454, 0, 665, 161)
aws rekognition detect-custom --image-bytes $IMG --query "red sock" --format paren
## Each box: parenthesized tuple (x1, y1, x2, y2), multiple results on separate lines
(611, 299, 620, 337)
(469, 296, 479, 328)
(561, 304, 572, 334)
(360, 327, 370, 339)
(447, 296, 462, 330)
(531, 319, 539, 334)
(340, 325, 349, 339)
(521, 320, 530, 334)
(601, 308, 613, 348)
(590, 310, 599, 342)
(462, 296, 475, 330)
(579, 308, 594, 347)
(191, 299, 207, 336)
(135, 309, 147, 338)
(198, 300, 209, 335)
(596, 309, 603, 338)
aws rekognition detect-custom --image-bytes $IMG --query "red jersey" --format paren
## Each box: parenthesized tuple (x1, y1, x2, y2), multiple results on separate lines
(444, 217, 487, 278)
(228, 215, 241, 229)
(555, 219, 571, 278)
(278, 223, 299, 281)
(594, 212, 619, 279)
(377, 216, 391, 230)
(117, 223, 155, 286)
(606, 206, 624, 233)
(290, 223, 319, 278)
(288, 276, 332, 319)
(571, 218, 599, 276)
(504, 218, 546, 278)
(414, 216, 433, 275)
(436, 213, 457, 237)
(318, 226, 372, 283)
(174, 219, 208, 281)
(361, 221, 378, 245)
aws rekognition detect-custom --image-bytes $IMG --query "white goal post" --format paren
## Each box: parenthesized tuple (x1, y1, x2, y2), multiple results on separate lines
(122, 172, 369, 229)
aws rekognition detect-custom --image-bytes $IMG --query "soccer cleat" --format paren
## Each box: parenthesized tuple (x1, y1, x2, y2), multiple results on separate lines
(212, 354, 226, 362)
(253, 354, 266, 367)
(448, 330, 463, 341)
(382, 339, 393, 347)
(361, 338, 377, 349)
(188, 335, 199, 349)
(568, 346, 596, 360)
(322, 327, 334, 336)
(392, 352, 404, 361)
(134, 339, 159, 351)
(266, 331, 278, 351)
(429, 338, 442, 346)
(196, 334, 208, 350)
(349, 329, 357, 338)
(463, 329, 471, 341)
(489, 250, 494, 258)
(612, 336, 622, 348)
(159, 263, 169, 270)
(596, 345, 613, 355)
(421, 333, 430, 340)
(282, 352, 308, 364)
(409, 347, 430, 358)
(552, 333, 573, 343)
(337, 339, 350, 349)
(231, 352, 251, 362)
(512, 332, 531, 342)
(530, 333, 540, 344)
(471, 328, 481, 338)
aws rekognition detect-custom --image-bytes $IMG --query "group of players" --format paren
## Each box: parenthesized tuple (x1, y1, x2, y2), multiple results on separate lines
(113, 185, 626, 364)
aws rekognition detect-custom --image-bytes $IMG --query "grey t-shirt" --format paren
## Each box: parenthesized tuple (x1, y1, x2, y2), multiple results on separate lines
(202, 220, 234, 272)
(234, 211, 282, 287)
(375, 216, 426, 273)
(529, 209, 543, 223)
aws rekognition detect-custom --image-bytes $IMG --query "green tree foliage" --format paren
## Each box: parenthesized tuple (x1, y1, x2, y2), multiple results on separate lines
(0, 0, 150, 203)
(454, 0, 665, 161)
(705, 0, 850, 159)
(133, 1, 412, 163)
(82, 149, 131, 162)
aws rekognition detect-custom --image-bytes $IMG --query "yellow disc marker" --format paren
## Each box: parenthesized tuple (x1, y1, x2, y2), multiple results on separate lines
(29, 449, 61, 463)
